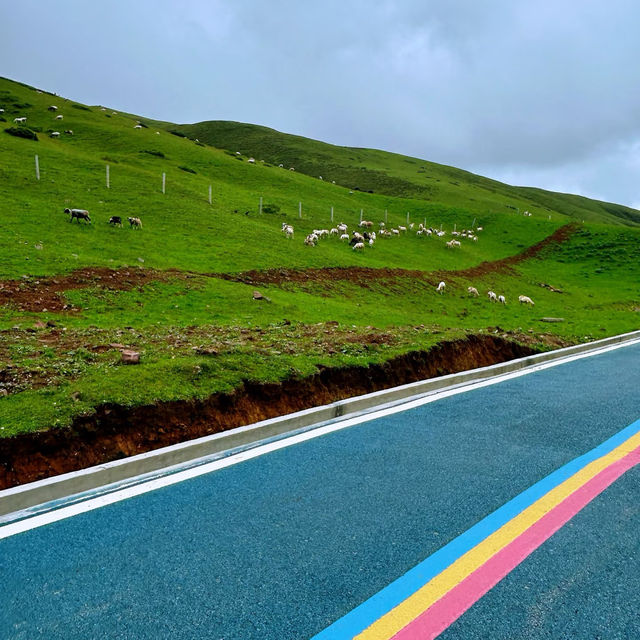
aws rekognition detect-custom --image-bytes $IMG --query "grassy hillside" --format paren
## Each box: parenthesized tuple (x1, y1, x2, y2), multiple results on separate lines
(174, 120, 640, 227)
(0, 75, 639, 440)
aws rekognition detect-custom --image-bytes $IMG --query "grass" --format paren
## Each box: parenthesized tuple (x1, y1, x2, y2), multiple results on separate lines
(0, 75, 639, 439)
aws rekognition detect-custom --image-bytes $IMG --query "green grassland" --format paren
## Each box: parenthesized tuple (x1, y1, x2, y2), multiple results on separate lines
(0, 76, 639, 438)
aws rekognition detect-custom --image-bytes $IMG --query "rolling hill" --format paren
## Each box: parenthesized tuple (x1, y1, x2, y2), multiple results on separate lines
(0, 74, 638, 484)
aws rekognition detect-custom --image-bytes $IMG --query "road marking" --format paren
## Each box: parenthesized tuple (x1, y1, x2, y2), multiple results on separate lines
(338, 422, 640, 639)
(390, 443, 640, 639)
(1, 337, 639, 540)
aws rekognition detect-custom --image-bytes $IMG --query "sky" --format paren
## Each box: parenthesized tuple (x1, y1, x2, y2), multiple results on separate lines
(2, 0, 640, 209)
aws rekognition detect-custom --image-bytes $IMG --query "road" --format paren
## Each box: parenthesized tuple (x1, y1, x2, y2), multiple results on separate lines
(1, 340, 640, 639)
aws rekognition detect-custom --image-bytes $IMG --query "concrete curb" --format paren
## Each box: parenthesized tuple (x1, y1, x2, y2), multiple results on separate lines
(2, 330, 640, 517)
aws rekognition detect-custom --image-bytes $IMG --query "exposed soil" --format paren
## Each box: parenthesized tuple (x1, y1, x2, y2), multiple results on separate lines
(0, 223, 577, 312)
(0, 267, 184, 313)
(0, 334, 538, 489)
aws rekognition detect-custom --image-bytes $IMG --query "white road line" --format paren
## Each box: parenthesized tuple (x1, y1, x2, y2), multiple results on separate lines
(2, 337, 639, 540)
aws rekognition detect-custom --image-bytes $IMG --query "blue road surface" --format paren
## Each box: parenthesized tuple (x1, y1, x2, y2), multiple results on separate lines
(2, 342, 640, 639)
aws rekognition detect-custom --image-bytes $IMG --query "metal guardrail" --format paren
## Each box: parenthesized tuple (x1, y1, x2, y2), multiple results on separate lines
(2, 329, 639, 518)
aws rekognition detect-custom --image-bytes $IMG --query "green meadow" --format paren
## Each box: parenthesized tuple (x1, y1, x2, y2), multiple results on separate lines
(0, 76, 639, 437)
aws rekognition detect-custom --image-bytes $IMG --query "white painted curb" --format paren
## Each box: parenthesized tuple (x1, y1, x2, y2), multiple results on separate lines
(1, 330, 639, 518)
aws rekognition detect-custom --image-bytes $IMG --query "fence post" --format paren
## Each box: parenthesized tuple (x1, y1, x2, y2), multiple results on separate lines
(35, 155, 40, 181)
(385, 209, 388, 224)
(162, 172, 166, 194)
(406, 211, 409, 225)
(106, 164, 110, 189)
(299, 202, 302, 219)
(331, 206, 334, 223)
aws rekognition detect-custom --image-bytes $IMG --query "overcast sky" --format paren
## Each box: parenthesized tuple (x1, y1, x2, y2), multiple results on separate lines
(2, 0, 640, 208)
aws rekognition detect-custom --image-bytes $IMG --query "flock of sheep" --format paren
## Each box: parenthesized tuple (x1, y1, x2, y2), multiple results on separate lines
(281, 220, 535, 305)
(64, 208, 142, 228)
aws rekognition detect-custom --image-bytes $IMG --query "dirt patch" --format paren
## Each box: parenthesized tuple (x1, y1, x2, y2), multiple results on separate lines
(0, 267, 184, 313)
(0, 334, 538, 489)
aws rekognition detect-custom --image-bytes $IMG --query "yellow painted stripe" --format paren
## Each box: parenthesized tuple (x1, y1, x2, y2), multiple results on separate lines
(356, 430, 640, 640)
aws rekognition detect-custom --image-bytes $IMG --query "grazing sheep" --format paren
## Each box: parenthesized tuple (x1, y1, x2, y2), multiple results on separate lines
(48, 105, 58, 111)
(281, 223, 294, 238)
(437, 281, 446, 294)
(498, 295, 506, 305)
(398, 225, 407, 233)
(50, 131, 60, 137)
(337, 223, 348, 233)
(446, 239, 461, 248)
(519, 295, 535, 305)
(304, 233, 318, 246)
(55, 114, 63, 120)
(109, 216, 123, 226)
(488, 290, 497, 302)
(330, 227, 339, 236)
(133, 124, 143, 129)
(13, 117, 27, 124)
(65, 208, 91, 223)
(64, 129, 73, 135)
(359, 220, 373, 228)
(128, 216, 143, 228)
(340, 233, 349, 242)
(467, 286, 479, 297)
(352, 242, 365, 251)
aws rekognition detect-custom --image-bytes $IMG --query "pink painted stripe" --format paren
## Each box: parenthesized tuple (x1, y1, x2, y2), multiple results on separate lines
(392, 445, 640, 640)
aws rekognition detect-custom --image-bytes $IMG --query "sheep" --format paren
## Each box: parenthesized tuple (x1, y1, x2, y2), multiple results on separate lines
(65, 208, 91, 223)
(128, 216, 143, 228)
(488, 290, 497, 302)
(446, 239, 461, 248)
(340, 233, 349, 242)
(436, 281, 446, 294)
(281, 223, 294, 238)
(304, 233, 318, 246)
(519, 295, 535, 305)
(498, 295, 506, 305)
(391, 228, 400, 236)
(50, 131, 60, 137)
(13, 117, 27, 124)
(352, 242, 365, 251)
(379, 222, 385, 229)
(48, 105, 58, 112)
(133, 124, 143, 129)
(109, 216, 123, 226)
(337, 223, 348, 233)
(248, 158, 255, 163)
(359, 220, 373, 228)
(467, 286, 479, 297)
(64, 130, 73, 135)
(55, 114, 63, 120)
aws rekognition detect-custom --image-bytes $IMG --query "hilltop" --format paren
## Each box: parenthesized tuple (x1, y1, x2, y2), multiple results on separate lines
(0, 75, 638, 485)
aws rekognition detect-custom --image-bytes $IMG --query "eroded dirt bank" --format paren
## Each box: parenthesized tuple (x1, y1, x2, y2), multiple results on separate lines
(0, 335, 537, 489)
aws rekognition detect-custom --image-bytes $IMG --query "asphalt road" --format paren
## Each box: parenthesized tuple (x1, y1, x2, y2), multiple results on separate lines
(1, 341, 640, 639)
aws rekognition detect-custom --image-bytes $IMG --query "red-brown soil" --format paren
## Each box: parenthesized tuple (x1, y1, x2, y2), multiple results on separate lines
(0, 334, 538, 489)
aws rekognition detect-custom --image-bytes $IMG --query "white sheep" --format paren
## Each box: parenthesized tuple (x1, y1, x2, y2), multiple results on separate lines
(352, 242, 365, 251)
(519, 295, 535, 305)
(340, 233, 349, 242)
(488, 290, 497, 302)
(437, 281, 446, 294)
(498, 295, 506, 305)
(467, 286, 479, 297)
(55, 114, 63, 120)
(13, 117, 27, 124)
(50, 131, 60, 137)
(446, 239, 461, 248)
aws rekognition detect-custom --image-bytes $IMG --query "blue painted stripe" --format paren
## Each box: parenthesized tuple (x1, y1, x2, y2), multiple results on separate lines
(312, 418, 640, 639)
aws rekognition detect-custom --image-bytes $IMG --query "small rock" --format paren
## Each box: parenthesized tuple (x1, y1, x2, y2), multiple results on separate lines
(0, 389, 8, 397)
(121, 349, 140, 364)
(109, 343, 126, 349)
(252, 290, 272, 302)
(195, 347, 218, 356)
